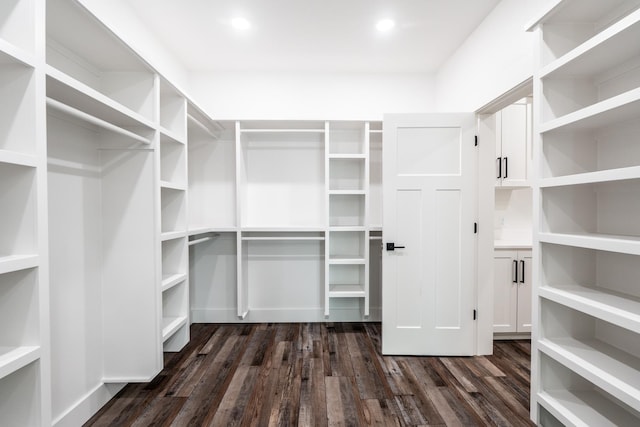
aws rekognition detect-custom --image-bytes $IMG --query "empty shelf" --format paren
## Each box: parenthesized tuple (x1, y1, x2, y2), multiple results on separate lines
(161, 273, 187, 292)
(540, 285, 640, 334)
(538, 337, 640, 411)
(162, 316, 187, 342)
(0, 255, 38, 275)
(540, 166, 640, 188)
(0, 150, 37, 168)
(0, 346, 40, 381)
(538, 232, 640, 255)
(538, 389, 640, 427)
(329, 284, 366, 298)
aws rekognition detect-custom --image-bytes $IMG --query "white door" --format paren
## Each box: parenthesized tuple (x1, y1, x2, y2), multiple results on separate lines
(382, 113, 477, 356)
(499, 101, 529, 186)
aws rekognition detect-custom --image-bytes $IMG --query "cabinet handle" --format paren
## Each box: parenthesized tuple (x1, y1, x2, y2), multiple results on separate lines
(520, 260, 525, 284)
(504, 157, 508, 179)
(513, 260, 518, 283)
(497, 157, 502, 179)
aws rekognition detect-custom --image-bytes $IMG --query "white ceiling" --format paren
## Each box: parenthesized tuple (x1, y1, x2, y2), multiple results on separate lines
(127, 0, 501, 73)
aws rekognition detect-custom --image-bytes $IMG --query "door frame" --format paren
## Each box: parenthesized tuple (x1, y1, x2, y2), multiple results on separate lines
(475, 77, 533, 355)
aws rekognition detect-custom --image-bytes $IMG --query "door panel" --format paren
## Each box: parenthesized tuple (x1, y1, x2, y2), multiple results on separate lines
(382, 113, 477, 356)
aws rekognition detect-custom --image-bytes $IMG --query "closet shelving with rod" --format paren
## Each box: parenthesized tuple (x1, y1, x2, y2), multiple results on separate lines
(236, 121, 326, 319)
(0, 0, 46, 425)
(530, 0, 640, 424)
(186, 107, 238, 324)
(45, 0, 162, 424)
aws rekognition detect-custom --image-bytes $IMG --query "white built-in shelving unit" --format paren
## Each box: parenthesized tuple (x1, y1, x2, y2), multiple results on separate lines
(326, 122, 370, 315)
(2, 0, 384, 423)
(186, 120, 382, 323)
(530, 0, 640, 424)
(0, 0, 47, 425)
(158, 78, 189, 352)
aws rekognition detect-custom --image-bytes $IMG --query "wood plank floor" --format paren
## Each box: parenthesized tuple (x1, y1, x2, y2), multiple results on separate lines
(85, 323, 534, 426)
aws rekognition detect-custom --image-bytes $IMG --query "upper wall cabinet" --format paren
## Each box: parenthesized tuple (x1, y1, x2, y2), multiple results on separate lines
(46, 0, 156, 126)
(495, 98, 532, 188)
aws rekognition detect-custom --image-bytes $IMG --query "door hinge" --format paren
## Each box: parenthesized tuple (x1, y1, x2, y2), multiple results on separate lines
(474, 135, 478, 146)
(474, 222, 478, 234)
(473, 309, 477, 320)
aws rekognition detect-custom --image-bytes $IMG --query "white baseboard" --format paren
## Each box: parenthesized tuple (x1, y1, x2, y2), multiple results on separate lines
(53, 382, 125, 427)
(191, 307, 382, 323)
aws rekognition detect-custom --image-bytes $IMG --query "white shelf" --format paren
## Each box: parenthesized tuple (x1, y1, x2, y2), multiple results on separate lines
(0, 255, 38, 275)
(329, 154, 366, 159)
(540, 166, 640, 188)
(161, 273, 187, 292)
(241, 226, 325, 233)
(161, 316, 188, 342)
(329, 190, 366, 196)
(188, 226, 237, 235)
(538, 337, 640, 411)
(539, 232, 640, 255)
(160, 127, 186, 145)
(161, 231, 186, 242)
(329, 226, 366, 232)
(540, 285, 640, 334)
(0, 151, 37, 168)
(242, 236, 324, 241)
(46, 98, 152, 145)
(328, 257, 366, 265)
(240, 128, 324, 134)
(0, 346, 39, 382)
(540, 87, 640, 134)
(0, 39, 36, 69)
(328, 284, 366, 298)
(160, 181, 186, 191)
(538, 390, 640, 427)
(540, 9, 640, 79)
(46, 67, 154, 129)
(527, 0, 640, 30)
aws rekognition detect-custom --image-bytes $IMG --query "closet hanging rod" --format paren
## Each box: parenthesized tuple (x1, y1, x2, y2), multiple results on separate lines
(187, 114, 222, 138)
(188, 233, 221, 246)
(97, 148, 154, 151)
(46, 98, 152, 145)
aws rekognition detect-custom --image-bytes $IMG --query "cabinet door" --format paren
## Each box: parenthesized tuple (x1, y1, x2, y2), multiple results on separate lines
(493, 250, 518, 333)
(516, 250, 532, 333)
(500, 102, 529, 187)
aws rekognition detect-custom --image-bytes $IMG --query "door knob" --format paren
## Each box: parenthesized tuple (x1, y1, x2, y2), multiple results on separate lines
(386, 242, 405, 251)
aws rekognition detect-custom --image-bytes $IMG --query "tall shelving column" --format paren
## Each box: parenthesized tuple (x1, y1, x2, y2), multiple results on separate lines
(530, 0, 640, 424)
(158, 78, 189, 352)
(325, 122, 370, 317)
(0, 0, 48, 424)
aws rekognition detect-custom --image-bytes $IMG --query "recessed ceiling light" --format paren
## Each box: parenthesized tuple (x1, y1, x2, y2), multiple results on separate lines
(376, 19, 395, 32)
(231, 17, 251, 30)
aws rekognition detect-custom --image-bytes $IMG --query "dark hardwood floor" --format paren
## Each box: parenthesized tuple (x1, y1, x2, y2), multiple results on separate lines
(85, 323, 534, 426)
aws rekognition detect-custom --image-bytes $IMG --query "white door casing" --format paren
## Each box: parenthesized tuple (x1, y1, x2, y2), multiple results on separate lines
(382, 113, 477, 356)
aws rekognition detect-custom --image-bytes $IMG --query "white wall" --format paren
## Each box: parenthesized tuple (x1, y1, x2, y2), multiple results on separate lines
(435, 0, 553, 112)
(189, 71, 435, 121)
(77, 0, 191, 95)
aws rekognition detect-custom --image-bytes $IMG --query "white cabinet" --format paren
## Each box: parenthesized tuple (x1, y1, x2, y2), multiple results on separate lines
(530, 0, 640, 424)
(493, 249, 531, 335)
(495, 99, 531, 187)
